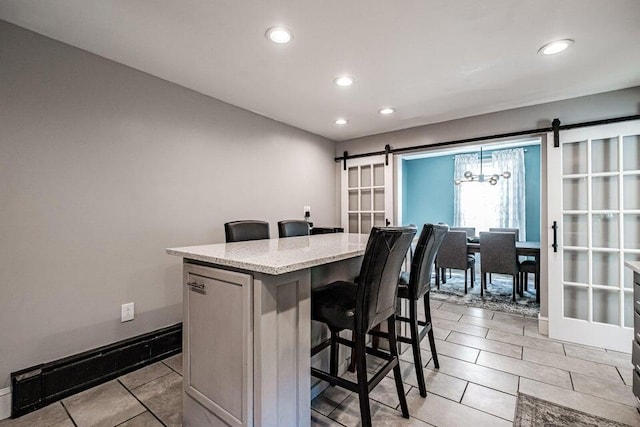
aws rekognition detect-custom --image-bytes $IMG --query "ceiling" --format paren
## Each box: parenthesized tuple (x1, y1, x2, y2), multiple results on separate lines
(1, 1, 639, 142)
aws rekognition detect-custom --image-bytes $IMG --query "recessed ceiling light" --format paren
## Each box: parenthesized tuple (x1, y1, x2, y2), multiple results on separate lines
(265, 26, 293, 44)
(335, 118, 348, 125)
(378, 107, 396, 115)
(538, 39, 574, 55)
(334, 76, 354, 87)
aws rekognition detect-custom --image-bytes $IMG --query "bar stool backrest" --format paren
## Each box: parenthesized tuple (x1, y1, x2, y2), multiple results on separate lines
(278, 220, 310, 238)
(224, 220, 270, 243)
(356, 226, 416, 334)
(409, 223, 449, 300)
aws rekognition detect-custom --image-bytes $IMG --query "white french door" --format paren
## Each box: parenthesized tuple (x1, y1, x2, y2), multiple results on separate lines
(341, 154, 394, 233)
(547, 120, 640, 352)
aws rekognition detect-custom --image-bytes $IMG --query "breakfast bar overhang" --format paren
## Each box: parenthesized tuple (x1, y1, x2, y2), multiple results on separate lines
(167, 233, 368, 427)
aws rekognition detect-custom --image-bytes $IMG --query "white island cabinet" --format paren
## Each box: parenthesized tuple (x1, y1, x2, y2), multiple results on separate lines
(167, 233, 367, 427)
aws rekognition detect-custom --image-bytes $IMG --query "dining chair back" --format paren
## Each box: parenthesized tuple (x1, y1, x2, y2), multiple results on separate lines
(435, 230, 475, 293)
(450, 227, 476, 238)
(479, 231, 519, 300)
(489, 227, 520, 241)
(224, 220, 270, 243)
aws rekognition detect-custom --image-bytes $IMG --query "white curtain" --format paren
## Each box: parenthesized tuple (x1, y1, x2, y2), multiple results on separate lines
(454, 148, 526, 239)
(453, 152, 480, 228)
(493, 148, 526, 240)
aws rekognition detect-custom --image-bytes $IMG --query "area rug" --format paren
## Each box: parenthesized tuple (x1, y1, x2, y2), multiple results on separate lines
(430, 268, 539, 317)
(514, 393, 630, 427)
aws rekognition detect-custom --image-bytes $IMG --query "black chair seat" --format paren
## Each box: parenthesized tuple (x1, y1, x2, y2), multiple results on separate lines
(520, 259, 536, 272)
(311, 281, 357, 331)
(397, 271, 410, 299)
(518, 259, 538, 295)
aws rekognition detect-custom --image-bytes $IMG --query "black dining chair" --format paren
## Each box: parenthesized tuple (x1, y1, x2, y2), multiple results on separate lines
(488, 227, 520, 241)
(224, 220, 270, 243)
(277, 219, 310, 238)
(391, 223, 448, 397)
(435, 231, 475, 293)
(479, 231, 519, 301)
(451, 227, 476, 238)
(519, 259, 537, 296)
(311, 226, 415, 427)
(488, 228, 522, 283)
(450, 227, 477, 277)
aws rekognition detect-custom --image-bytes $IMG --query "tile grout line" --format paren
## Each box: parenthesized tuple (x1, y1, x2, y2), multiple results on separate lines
(161, 360, 183, 376)
(423, 380, 517, 424)
(459, 381, 470, 403)
(59, 401, 78, 427)
(569, 371, 575, 391)
(116, 379, 168, 427)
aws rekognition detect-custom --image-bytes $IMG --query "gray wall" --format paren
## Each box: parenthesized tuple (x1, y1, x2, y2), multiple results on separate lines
(338, 87, 640, 317)
(0, 21, 337, 387)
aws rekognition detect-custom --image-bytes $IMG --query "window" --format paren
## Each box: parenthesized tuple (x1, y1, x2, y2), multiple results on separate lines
(454, 148, 526, 238)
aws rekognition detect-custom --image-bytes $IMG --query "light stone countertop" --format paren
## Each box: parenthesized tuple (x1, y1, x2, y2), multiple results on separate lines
(625, 261, 640, 274)
(166, 233, 369, 275)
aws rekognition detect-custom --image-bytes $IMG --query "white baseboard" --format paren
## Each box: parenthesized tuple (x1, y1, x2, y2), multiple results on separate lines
(0, 387, 10, 421)
(538, 314, 549, 336)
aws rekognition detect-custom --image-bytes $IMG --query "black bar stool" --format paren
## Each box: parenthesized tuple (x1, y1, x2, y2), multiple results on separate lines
(390, 223, 448, 397)
(277, 219, 310, 237)
(311, 226, 416, 427)
(224, 220, 270, 242)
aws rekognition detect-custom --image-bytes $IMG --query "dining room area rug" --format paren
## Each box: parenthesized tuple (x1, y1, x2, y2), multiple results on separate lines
(430, 268, 539, 317)
(513, 393, 630, 427)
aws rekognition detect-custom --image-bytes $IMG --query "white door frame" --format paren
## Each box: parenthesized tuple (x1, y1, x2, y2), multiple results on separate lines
(340, 154, 395, 232)
(547, 120, 640, 352)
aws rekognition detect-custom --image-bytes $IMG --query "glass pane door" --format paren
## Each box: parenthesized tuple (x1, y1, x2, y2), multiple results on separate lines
(548, 120, 640, 351)
(341, 155, 393, 233)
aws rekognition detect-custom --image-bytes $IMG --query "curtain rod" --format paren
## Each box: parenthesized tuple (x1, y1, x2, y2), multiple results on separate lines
(335, 114, 640, 167)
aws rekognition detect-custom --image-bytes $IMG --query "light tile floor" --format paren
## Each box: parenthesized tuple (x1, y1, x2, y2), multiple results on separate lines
(2, 301, 640, 426)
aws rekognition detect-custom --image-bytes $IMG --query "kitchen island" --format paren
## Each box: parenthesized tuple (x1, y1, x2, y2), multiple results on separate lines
(167, 233, 368, 427)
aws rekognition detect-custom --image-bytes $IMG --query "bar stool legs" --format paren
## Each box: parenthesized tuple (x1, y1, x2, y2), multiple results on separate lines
(424, 294, 439, 369)
(387, 316, 410, 418)
(409, 299, 427, 397)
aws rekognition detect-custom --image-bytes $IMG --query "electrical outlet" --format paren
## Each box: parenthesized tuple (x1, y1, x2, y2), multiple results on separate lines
(121, 302, 134, 322)
(303, 205, 311, 218)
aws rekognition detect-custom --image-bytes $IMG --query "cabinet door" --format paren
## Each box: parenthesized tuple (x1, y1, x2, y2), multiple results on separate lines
(183, 264, 252, 427)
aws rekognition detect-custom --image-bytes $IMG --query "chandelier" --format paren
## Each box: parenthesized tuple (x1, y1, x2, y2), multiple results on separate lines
(454, 147, 511, 186)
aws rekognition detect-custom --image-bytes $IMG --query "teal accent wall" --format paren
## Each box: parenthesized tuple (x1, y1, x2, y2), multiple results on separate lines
(523, 145, 541, 241)
(402, 145, 541, 241)
(402, 156, 456, 228)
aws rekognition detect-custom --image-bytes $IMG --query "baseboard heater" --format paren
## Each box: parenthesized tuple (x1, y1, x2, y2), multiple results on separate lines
(10, 323, 182, 418)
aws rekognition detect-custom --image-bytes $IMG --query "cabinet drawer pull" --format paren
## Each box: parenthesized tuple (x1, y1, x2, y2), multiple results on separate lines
(187, 282, 205, 290)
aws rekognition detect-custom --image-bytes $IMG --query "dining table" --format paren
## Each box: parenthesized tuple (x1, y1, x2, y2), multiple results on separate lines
(466, 241, 541, 304)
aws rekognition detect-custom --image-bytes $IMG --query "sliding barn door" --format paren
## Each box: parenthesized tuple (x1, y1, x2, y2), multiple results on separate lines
(547, 120, 640, 351)
(341, 155, 394, 233)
